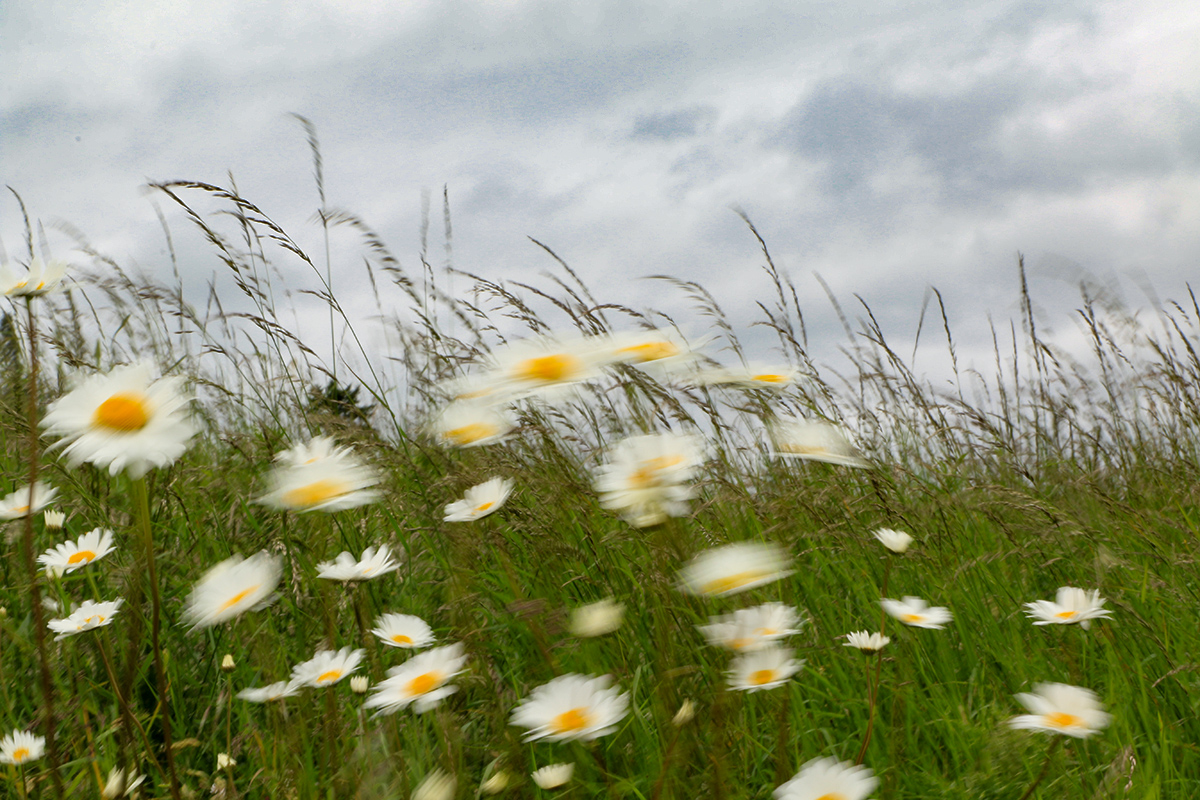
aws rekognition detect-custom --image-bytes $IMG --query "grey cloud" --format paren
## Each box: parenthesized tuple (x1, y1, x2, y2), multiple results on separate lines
(630, 106, 717, 141)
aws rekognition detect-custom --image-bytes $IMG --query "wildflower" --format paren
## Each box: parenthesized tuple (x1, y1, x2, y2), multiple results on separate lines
(316, 545, 400, 581)
(699, 602, 802, 651)
(41, 362, 195, 478)
(182, 551, 282, 629)
(1025, 587, 1112, 630)
(873, 528, 913, 554)
(217, 753, 235, 770)
(480, 770, 510, 794)
(695, 363, 797, 389)
(412, 769, 456, 800)
(371, 612, 435, 649)
(102, 766, 145, 798)
(236, 681, 301, 703)
(843, 631, 891, 653)
(291, 647, 365, 688)
(258, 436, 380, 512)
(774, 757, 878, 800)
(443, 477, 514, 522)
(510, 673, 629, 742)
(769, 418, 869, 468)
(677, 542, 792, 597)
(1009, 683, 1110, 738)
(881, 597, 952, 629)
(484, 335, 606, 399)
(531, 763, 574, 789)
(0, 257, 67, 296)
(39, 527, 115, 573)
(0, 482, 58, 520)
(43, 510, 65, 529)
(221, 654, 236, 672)
(47, 598, 123, 640)
(428, 401, 515, 448)
(363, 643, 468, 715)
(594, 432, 704, 527)
(569, 597, 625, 638)
(0, 730, 45, 765)
(728, 645, 803, 692)
(672, 700, 695, 726)
(350, 676, 370, 694)
(603, 328, 700, 375)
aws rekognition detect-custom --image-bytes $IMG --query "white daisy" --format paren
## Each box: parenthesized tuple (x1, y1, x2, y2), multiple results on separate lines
(728, 645, 803, 692)
(484, 335, 606, 399)
(43, 510, 65, 529)
(0, 729, 46, 765)
(769, 418, 869, 468)
(363, 643, 468, 715)
(39, 527, 115, 573)
(47, 598, 123, 640)
(881, 597, 952, 629)
(677, 542, 793, 597)
(1009, 683, 1111, 738)
(41, 362, 195, 478)
(509, 673, 629, 742)
(569, 597, 625, 638)
(1024, 587, 1112, 630)
(182, 551, 282, 629)
(258, 436, 381, 512)
(428, 401, 515, 448)
(699, 602, 802, 651)
(843, 631, 891, 653)
(291, 647, 365, 689)
(695, 363, 798, 390)
(102, 766, 145, 798)
(443, 477, 514, 522)
(0, 257, 67, 296)
(873, 528, 913, 554)
(0, 482, 58, 520)
(774, 757, 878, 800)
(236, 681, 301, 703)
(531, 763, 574, 789)
(316, 545, 400, 581)
(371, 612, 435, 649)
(412, 769, 457, 800)
(594, 432, 704, 527)
(602, 328, 701, 376)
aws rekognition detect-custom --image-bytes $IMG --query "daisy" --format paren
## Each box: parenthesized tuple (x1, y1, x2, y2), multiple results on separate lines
(873, 528, 913, 554)
(844, 631, 891, 653)
(291, 647, 365, 689)
(774, 757, 878, 800)
(728, 645, 803, 692)
(371, 612, 436, 649)
(43, 510, 65, 529)
(485, 335, 606, 399)
(443, 477, 514, 522)
(363, 643, 468, 714)
(0, 257, 67, 296)
(1009, 683, 1111, 738)
(47, 598, 123, 640)
(603, 328, 701, 376)
(428, 401, 515, 448)
(102, 766, 145, 798)
(41, 362, 195, 478)
(594, 432, 704, 527)
(258, 436, 380, 512)
(480, 771, 510, 794)
(39, 527, 115, 573)
(510, 673, 629, 742)
(677, 542, 793, 597)
(236, 681, 301, 703)
(569, 597, 625, 638)
(881, 597, 953, 629)
(0, 729, 45, 765)
(316, 545, 400, 581)
(699, 602, 803, 651)
(1025, 587, 1112, 630)
(531, 763, 574, 789)
(695, 363, 797, 390)
(412, 769, 457, 800)
(769, 418, 869, 468)
(182, 551, 282, 629)
(0, 482, 58, 520)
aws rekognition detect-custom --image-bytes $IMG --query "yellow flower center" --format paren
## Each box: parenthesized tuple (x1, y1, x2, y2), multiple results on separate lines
(729, 637, 752, 650)
(316, 669, 343, 685)
(700, 570, 770, 595)
(1055, 610, 1078, 619)
(445, 423, 497, 446)
(84, 615, 105, 625)
(755, 627, 777, 636)
(550, 707, 592, 734)
(749, 669, 777, 686)
(514, 354, 579, 383)
(67, 550, 96, 565)
(93, 393, 151, 431)
(475, 501, 494, 513)
(218, 586, 259, 612)
(814, 794, 846, 800)
(407, 672, 441, 696)
(11, 747, 29, 763)
(391, 634, 413, 645)
(1045, 712, 1082, 729)
(752, 373, 787, 383)
(902, 613, 925, 624)
(618, 341, 679, 362)
(282, 478, 350, 509)
(629, 455, 685, 488)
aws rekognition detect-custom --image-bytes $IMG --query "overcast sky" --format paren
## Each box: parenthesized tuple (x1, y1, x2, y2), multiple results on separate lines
(3, 0, 1198, 387)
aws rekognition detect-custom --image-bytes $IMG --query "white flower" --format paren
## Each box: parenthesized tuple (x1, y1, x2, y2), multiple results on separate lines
(602, 328, 701, 375)
(43, 510, 65, 529)
(443, 477, 514, 522)
(728, 645, 803, 692)
(881, 597, 952, 629)
(774, 757, 878, 800)
(1009, 683, 1111, 738)
(291, 647, 365, 688)
(677, 542, 793, 597)
(316, 545, 400, 581)
(843, 631, 891, 653)
(671, 700, 695, 727)
(258, 436, 381, 512)
(47, 598, 123, 640)
(569, 597, 625, 638)
(1025, 587, 1112, 630)
(695, 363, 797, 390)
(0, 729, 46, 765)
(182, 551, 282, 629)
(510, 673, 629, 742)
(873, 528, 912, 554)
(769, 418, 869, 468)
(412, 769, 456, 800)
(531, 763, 574, 789)
(480, 770, 510, 795)
(350, 676, 370, 694)
(699, 602, 802, 651)
(236, 681, 301, 703)
(371, 612, 436, 649)
(0, 257, 67, 296)
(428, 401, 515, 448)
(41, 362, 195, 478)
(363, 643, 468, 715)
(216, 753, 236, 770)
(594, 432, 704, 527)
(0, 482, 58, 520)
(102, 766, 145, 798)
(483, 335, 606, 399)
(39, 527, 115, 573)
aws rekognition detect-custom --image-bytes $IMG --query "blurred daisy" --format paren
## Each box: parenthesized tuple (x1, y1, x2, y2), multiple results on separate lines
(0, 482, 57, 520)
(510, 673, 629, 742)
(428, 401, 515, 448)
(603, 328, 701, 376)
(371, 612, 436, 649)
(182, 551, 282, 629)
(699, 602, 802, 651)
(412, 769, 457, 800)
(774, 757, 878, 800)
(39, 527, 115, 573)
(350, 676, 370, 694)
(874, 528, 913, 554)
(258, 436, 380, 512)
(236, 681, 301, 703)
(881, 597, 952, 629)
(364, 643, 468, 715)
(41, 362, 195, 478)
(291, 647, 365, 689)
(844, 631, 891, 653)
(1009, 683, 1110, 738)
(0, 257, 67, 296)
(769, 418, 869, 468)
(485, 335, 606, 398)
(1025, 587, 1111, 630)
(480, 770, 510, 795)
(695, 363, 797, 390)
(678, 542, 792, 597)
(444, 477, 514, 522)
(102, 766, 145, 798)
(728, 645, 803, 692)
(531, 763, 574, 789)
(317, 545, 399, 581)
(0, 729, 45, 765)
(594, 432, 704, 527)
(569, 597, 625, 638)
(47, 598, 123, 640)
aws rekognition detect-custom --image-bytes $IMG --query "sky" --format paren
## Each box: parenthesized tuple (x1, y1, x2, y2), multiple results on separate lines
(2, 0, 1199, 389)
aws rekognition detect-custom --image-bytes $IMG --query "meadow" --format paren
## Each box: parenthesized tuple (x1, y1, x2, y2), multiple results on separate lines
(1, 159, 1199, 799)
